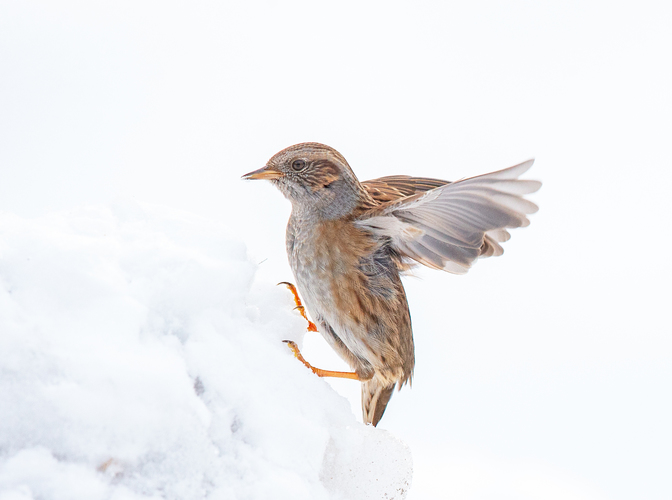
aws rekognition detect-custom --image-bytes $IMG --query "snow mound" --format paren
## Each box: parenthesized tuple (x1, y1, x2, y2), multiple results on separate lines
(0, 202, 412, 499)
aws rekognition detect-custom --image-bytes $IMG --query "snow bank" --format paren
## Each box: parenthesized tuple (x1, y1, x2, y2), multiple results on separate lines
(0, 202, 412, 499)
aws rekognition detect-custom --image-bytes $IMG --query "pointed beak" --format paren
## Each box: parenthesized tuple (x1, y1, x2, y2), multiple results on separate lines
(241, 165, 283, 181)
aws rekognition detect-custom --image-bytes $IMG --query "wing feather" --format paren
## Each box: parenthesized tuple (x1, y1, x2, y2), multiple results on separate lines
(356, 160, 540, 274)
(362, 175, 450, 203)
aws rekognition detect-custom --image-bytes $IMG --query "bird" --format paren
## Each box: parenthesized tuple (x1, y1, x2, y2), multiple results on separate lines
(242, 142, 540, 426)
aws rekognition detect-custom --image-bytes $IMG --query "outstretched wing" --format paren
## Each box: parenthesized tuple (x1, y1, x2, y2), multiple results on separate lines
(362, 175, 450, 203)
(356, 160, 541, 274)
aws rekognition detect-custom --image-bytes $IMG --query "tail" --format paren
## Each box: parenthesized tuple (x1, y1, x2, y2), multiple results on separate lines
(361, 377, 396, 426)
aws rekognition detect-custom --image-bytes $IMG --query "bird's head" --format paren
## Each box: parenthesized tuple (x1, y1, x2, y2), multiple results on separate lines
(242, 142, 369, 219)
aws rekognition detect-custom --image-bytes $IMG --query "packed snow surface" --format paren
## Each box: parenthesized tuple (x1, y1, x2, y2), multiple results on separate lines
(0, 202, 412, 499)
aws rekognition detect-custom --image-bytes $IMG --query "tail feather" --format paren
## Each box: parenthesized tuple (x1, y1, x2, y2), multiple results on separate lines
(362, 378, 395, 426)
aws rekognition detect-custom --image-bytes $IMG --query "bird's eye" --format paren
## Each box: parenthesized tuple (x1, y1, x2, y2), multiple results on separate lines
(291, 159, 306, 171)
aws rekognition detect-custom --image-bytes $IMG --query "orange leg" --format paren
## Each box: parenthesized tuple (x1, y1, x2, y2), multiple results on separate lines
(283, 341, 360, 381)
(278, 282, 318, 332)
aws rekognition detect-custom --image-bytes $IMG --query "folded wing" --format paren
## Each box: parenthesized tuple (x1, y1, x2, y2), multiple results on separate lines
(357, 160, 541, 274)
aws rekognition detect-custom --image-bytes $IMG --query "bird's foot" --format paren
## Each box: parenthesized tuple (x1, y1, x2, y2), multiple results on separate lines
(282, 340, 360, 380)
(278, 282, 318, 332)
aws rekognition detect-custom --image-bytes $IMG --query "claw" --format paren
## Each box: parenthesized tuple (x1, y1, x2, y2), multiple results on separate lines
(282, 340, 360, 380)
(278, 282, 318, 332)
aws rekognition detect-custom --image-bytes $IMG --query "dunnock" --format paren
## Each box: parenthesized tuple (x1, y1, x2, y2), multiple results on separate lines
(243, 143, 540, 426)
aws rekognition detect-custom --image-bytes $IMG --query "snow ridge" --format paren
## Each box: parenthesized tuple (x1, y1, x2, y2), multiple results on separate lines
(0, 202, 412, 500)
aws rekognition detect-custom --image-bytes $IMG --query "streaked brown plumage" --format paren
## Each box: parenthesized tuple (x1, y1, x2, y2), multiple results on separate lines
(242, 143, 540, 426)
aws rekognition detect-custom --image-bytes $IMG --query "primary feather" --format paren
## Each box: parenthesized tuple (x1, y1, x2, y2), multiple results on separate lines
(357, 160, 540, 274)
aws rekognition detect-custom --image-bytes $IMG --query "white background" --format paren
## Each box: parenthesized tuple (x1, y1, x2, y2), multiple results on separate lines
(1, 1, 670, 499)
